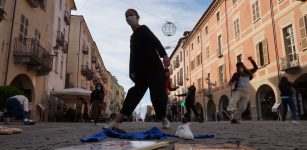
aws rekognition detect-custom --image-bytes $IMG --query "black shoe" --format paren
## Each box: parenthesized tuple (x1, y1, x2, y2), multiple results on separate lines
(198, 117, 204, 123)
(231, 119, 240, 124)
(24, 120, 35, 125)
(182, 117, 188, 123)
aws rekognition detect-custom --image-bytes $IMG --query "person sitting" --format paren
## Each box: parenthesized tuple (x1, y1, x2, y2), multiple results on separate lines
(4, 95, 35, 125)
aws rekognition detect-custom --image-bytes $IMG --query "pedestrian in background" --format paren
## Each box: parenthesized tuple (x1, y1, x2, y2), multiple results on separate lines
(4, 95, 35, 125)
(171, 101, 178, 122)
(227, 56, 258, 124)
(107, 8, 171, 129)
(175, 83, 201, 123)
(278, 76, 299, 125)
(91, 83, 105, 125)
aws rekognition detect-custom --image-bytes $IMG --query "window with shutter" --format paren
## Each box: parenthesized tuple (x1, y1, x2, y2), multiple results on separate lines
(19, 15, 29, 44)
(299, 15, 307, 51)
(256, 40, 268, 67)
(252, 0, 260, 23)
(206, 46, 210, 62)
(256, 43, 261, 66)
(218, 65, 225, 85)
(262, 40, 269, 65)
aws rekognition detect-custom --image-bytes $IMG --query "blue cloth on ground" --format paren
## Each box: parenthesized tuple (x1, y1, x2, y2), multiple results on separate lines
(80, 131, 107, 142)
(80, 127, 214, 142)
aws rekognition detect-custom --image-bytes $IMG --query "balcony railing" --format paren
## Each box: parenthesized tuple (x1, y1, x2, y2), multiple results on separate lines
(38, 0, 47, 10)
(280, 54, 300, 74)
(56, 31, 64, 46)
(102, 76, 108, 84)
(92, 56, 97, 63)
(81, 65, 89, 76)
(64, 10, 71, 25)
(82, 46, 89, 54)
(62, 41, 68, 53)
(86, 70, 93, 80)
(13, 38, 53, 75)
(26, 0, 39, 8)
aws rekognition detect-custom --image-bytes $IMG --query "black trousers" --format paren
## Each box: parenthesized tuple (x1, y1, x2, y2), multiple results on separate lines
(91, 100, 101, 123)
(120, 72, 167, 119)
(185, 99, 199, 120)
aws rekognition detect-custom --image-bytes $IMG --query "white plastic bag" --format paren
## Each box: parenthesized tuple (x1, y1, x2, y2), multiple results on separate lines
(175, 123, 194, 140)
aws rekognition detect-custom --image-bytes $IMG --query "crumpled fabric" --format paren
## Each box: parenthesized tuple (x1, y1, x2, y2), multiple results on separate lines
(81, 127, 214, 142)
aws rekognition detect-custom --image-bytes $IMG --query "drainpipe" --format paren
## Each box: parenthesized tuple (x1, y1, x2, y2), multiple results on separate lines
(270, 0, 281, 82)
(4, 0, 17, 85)
(199, 29, 205, 119)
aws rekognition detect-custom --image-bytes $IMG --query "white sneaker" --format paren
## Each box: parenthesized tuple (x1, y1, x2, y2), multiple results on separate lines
(162, 118, 171, 129)
(291, 120, 300, 125)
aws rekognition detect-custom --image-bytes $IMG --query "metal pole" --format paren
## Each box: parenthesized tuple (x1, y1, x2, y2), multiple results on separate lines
(4, 0, 17, 85)
(270, 0, 281, 82)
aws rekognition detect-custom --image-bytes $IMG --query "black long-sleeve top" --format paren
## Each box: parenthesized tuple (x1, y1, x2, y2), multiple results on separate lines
(129, 25, 167, 77)
(176, 87, 196, 101)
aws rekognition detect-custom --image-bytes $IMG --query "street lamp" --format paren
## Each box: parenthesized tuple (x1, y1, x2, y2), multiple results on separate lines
(43, 45, 59, 57)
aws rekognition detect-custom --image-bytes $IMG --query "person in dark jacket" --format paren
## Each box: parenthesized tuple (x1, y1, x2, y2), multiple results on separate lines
(227, 56, 258, 124)
(171, 101, 178, 122)
(91, 83, 105, 125)
(107, 9, 171, 129)
(278, 76, 299, 124)
(175, 84, 200, 122)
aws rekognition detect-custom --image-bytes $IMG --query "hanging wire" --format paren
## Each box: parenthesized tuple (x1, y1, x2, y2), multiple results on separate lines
(118, 0, 171, 23)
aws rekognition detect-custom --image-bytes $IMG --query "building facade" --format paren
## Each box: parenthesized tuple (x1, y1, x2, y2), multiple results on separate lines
(173, 0, 307, 121)
(0, 1, 124, 122)
(47, 0, 76, 122)
(0, 0, 76, 121)
(169, 36, 190, 118)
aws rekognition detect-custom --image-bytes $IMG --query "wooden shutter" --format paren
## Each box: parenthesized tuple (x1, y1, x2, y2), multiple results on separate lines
(299, 16, 307, 50)
(263, 39, 269, 65)
(224, 64, 227, 83)
(252, 3, 256, 22)
(256, 43, 261, 66)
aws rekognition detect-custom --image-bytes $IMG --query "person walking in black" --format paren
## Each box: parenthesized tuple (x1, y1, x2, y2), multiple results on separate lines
(91, 83, 105, 125)
(107, 9, 171, 129)
(171, 101, 178, 122)
(278, 76, 299, 125)
(175, 84, 201, 123)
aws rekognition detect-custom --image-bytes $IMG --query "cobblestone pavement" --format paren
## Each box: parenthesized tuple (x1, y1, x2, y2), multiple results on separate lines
(0, 121, 307, 150)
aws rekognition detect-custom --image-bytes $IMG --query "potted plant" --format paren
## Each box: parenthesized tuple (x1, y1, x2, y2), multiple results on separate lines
(0, 86, 24, 111)
(0, 8, 6, 22)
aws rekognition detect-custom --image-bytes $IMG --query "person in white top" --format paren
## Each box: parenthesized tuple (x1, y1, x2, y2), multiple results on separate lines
(227, 57, 258, 124)
(4, 95, 35, 125)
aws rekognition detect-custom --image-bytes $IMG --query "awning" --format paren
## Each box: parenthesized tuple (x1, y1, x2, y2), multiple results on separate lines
(50, 88, 92, 104)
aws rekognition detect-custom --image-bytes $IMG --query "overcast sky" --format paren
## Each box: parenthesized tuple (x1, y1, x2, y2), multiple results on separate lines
(72, 0, 211, 118)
